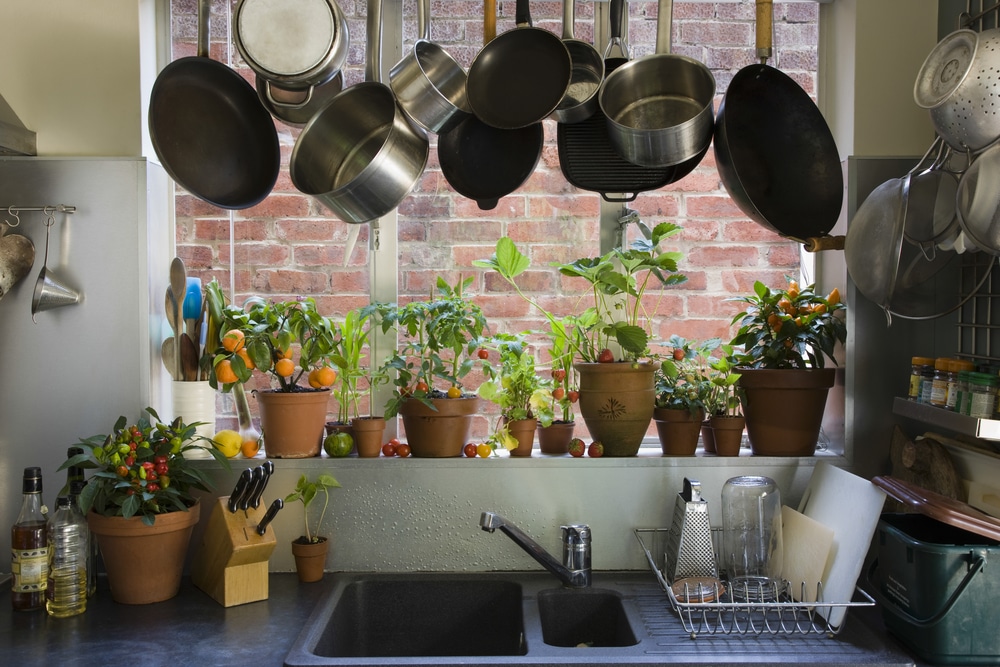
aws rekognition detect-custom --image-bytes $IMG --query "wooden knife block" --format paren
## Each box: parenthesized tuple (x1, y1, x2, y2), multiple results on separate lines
(192, 497, 276, 607)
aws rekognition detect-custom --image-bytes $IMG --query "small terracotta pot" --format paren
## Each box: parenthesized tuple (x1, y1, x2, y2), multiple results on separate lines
(700, 419, 716, 454)
(291, 536, 329, 583)
(399, 396, 479, 457)
(653, 407, 704, 456)
(255, 388, 330, 458)
(537, 420, 575, 455)
(506, 418, 537, 457)
(350, 416, 386, 457)
(87, 503, 200, 604)
(710, 415, 745, 456)
(738, 368, 834, 456)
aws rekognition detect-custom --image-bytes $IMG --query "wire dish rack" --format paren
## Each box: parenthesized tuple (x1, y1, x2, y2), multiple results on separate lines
(634, 528, 875, 638)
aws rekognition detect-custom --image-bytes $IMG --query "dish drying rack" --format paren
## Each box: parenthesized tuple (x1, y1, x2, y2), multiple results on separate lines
(634, 528, 875, 638)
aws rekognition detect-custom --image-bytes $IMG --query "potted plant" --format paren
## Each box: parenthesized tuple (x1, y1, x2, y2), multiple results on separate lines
(59, 408, 227, 604)
(477, 332, 555, 456)
(382, 276, 488, 457)
(729, 279, 846, 456)
(707, 344, 744, 456)
(537, 315, 578, 454)
(475, 225, 687, 456)
(329, 303, 394, 457)
(211, 296, 342, 458)
(284, 472, 341, 582)
(654, 336, 717, 455)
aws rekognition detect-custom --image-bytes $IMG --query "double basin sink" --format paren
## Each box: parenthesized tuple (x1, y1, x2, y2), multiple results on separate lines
(283, 571, 915, 667)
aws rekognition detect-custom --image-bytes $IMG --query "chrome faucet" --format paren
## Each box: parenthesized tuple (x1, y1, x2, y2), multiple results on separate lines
(479, 511, 591, 588)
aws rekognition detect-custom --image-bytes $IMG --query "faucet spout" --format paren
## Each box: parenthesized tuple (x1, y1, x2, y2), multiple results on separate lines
(478, 511, 591, 588)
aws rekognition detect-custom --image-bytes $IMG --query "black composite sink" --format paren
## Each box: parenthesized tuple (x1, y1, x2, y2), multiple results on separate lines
(537, 588, 638, 648)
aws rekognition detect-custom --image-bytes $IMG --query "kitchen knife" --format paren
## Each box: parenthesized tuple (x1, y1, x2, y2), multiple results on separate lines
(252, 460, 275, 510)
(256, 498, 283, 536)
(227, 468, 253, 514)
(241, 465, 265, 512)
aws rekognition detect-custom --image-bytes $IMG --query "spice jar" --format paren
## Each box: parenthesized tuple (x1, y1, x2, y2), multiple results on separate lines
(909, 356, 934, 402)
(948, 359, 975, 412)
(929, 357, 952, 408)
(967, 372, 998, 420)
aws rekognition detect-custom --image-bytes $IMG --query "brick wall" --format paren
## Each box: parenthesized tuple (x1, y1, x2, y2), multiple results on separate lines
(170, 0, 819, 435)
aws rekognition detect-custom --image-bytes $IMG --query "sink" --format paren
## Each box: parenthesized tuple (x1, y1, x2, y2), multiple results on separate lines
(537, 588, 638, 647)
(310, 576, 526, 658)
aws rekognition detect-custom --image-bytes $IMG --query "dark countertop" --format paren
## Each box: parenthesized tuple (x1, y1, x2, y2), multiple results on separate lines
(2, 573, 925, 667)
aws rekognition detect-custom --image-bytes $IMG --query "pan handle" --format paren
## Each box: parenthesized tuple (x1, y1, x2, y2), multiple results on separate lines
(485, 0, 496, 44)
(515, 0, 532, 28)
(655, 0, 673, 55)
(803, 235, 845, 253)
(197, 0, 210, 59)
(419, 0, 430, 42)
(365, 0, 383, 83)
(756, 0, 772, 64)
(605, 0, 629, 60)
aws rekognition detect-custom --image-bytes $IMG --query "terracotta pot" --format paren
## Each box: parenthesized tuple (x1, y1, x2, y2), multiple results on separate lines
(350, 416, 386, 458)
(506, 417, 537, 457)
(653, 407, 704, 456)
(537, 420, 575, 455)
(254, 388, 330, 458)
(291, 536, 328, 583)
(738, 368, 834, 456)
(700, 419, 716, 454)
(575, 362, 655, 457)
(399, 396, 479, 457)
(87, 503, 200, 604)
(710, 414, 745, 456)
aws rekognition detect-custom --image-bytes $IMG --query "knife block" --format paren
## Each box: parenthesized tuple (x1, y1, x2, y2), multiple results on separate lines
(192, 496, 276, 607)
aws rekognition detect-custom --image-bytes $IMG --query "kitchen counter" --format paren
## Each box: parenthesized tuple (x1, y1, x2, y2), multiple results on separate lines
(2, 573, 926, 667)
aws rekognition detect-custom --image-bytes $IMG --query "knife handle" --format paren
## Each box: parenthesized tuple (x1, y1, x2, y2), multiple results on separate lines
(256, 498, 283, 536)
(242, 466, 264, 511)
(228, 468, 253, 513)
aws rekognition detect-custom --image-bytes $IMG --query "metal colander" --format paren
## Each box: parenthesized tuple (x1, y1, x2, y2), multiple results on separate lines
(915, 27, 1000, 152)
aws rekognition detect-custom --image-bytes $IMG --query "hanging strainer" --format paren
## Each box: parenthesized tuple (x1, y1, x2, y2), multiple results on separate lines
(915, 27, 1000, 152)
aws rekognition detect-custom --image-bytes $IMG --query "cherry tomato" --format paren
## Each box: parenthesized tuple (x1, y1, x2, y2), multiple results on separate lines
(382, 443, 397, 457)
(477, 443, 492, 458)
(389, 437, 401, 447)
(415, 381, 429, 393)
(447, 386, 462, 398)
(396, 443, 411, 458)
(673, 348, 685, 361)
(464, 443, 478, 458)
(477, 348, 489, 360)
(598, 348, 614, 363)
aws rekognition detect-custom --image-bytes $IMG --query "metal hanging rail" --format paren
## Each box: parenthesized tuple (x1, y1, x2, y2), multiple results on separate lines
(2, 205, 76, 226)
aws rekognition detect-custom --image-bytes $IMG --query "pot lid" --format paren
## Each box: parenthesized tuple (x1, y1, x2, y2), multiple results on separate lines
(0, 91, 36, 156)
(873, 475, 1000, 542)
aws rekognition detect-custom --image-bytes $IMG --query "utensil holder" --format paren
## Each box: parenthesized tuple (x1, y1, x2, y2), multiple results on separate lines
(192, 497, 276, 607)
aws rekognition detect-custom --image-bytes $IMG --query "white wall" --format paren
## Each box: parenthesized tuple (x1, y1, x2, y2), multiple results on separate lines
(0, 0, 143, 156)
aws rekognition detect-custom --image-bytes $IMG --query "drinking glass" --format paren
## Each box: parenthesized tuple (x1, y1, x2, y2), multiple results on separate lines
(721, 475, 785, 602)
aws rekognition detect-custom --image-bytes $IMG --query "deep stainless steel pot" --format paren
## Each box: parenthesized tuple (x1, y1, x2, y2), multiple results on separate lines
(289, 0, 428, 224)
(388, 0, 471, 134)
(598, 0, 715, 168)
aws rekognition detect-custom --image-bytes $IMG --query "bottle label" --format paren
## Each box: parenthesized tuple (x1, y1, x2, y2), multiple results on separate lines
(11, 547, 50, 592)
(908, 373, 922, 399)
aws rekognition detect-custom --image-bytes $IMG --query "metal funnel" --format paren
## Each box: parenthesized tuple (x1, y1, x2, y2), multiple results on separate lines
(31, 266, 81, 321)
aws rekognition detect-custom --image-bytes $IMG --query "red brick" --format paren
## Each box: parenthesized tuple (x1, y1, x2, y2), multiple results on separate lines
(687, 244, 760, 268)
(274, 218, 339, 242)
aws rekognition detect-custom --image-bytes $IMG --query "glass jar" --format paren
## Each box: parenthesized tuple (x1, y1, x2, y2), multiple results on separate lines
(909, 356, 935, 401)
(967, 372, 998, 420)
(721, 476, 784, 602)
(929, 357, 952, 408)
(949, 360, 975, 413)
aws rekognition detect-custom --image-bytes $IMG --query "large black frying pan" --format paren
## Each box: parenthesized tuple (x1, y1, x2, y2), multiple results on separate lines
(714, 0, 843, 250)
(557, 0, 700, 202)
(438, 0, 543, 209)
(466, 0, 571, 129)
(149, 0, 279, 210)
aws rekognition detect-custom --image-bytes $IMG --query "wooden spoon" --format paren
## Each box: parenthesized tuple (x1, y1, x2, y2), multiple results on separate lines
(169, 258, 187, 380)
(181, 332, 200, 381)
(161, 337, 177, 381)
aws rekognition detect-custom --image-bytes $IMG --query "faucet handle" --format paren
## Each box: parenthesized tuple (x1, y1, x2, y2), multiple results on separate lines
(561, 524, 591, 545)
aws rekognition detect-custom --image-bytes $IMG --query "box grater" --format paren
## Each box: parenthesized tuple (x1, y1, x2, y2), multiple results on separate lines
(664, 478, 718, 583)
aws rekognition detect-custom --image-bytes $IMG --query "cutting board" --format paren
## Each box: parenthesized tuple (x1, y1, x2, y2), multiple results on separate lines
(797, 462, 886, 627)
(780, 505, 834, 603)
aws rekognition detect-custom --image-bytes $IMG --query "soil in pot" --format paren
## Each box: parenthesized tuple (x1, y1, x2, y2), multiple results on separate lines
(350, 416, 386, 458)
(710, 414, 745, 457)
(575, 362, 655, 457)
(506, 418, 537, 457)
(738, 368, 834, 456)
(653, 407, 704, 456)
(537, 420, 575, 455)
(255, 387, 330, 458)
(399, 395, 479, 457)
(291, 536, 328, 583)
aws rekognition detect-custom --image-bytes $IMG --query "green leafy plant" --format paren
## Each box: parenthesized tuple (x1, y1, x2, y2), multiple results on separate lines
(211, 296, 342, 392)
(284, 472, 341, 544)
(475, 227, 686, 363)
(59, 408, 227, 525)
(382, 276, 488, 417)
(478, 333, 555, 452)
(655, 336, 718, 416)
(543, 315, 578, 423)
(329, 302, 394, 423)
(707, 343, 743, 416)
(729, 279, 846, 370)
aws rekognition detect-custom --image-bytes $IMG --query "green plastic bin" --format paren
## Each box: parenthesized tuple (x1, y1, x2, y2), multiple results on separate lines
(873, 513, 999, 665)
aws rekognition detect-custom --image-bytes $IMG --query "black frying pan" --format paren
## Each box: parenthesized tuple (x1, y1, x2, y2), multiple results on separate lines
(438, 0, 543, 209)
(149, 0, 279, 210)
(714, 0, 843, 249)
(466, 0, 571, 129)
(557, 0, 698, 202)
